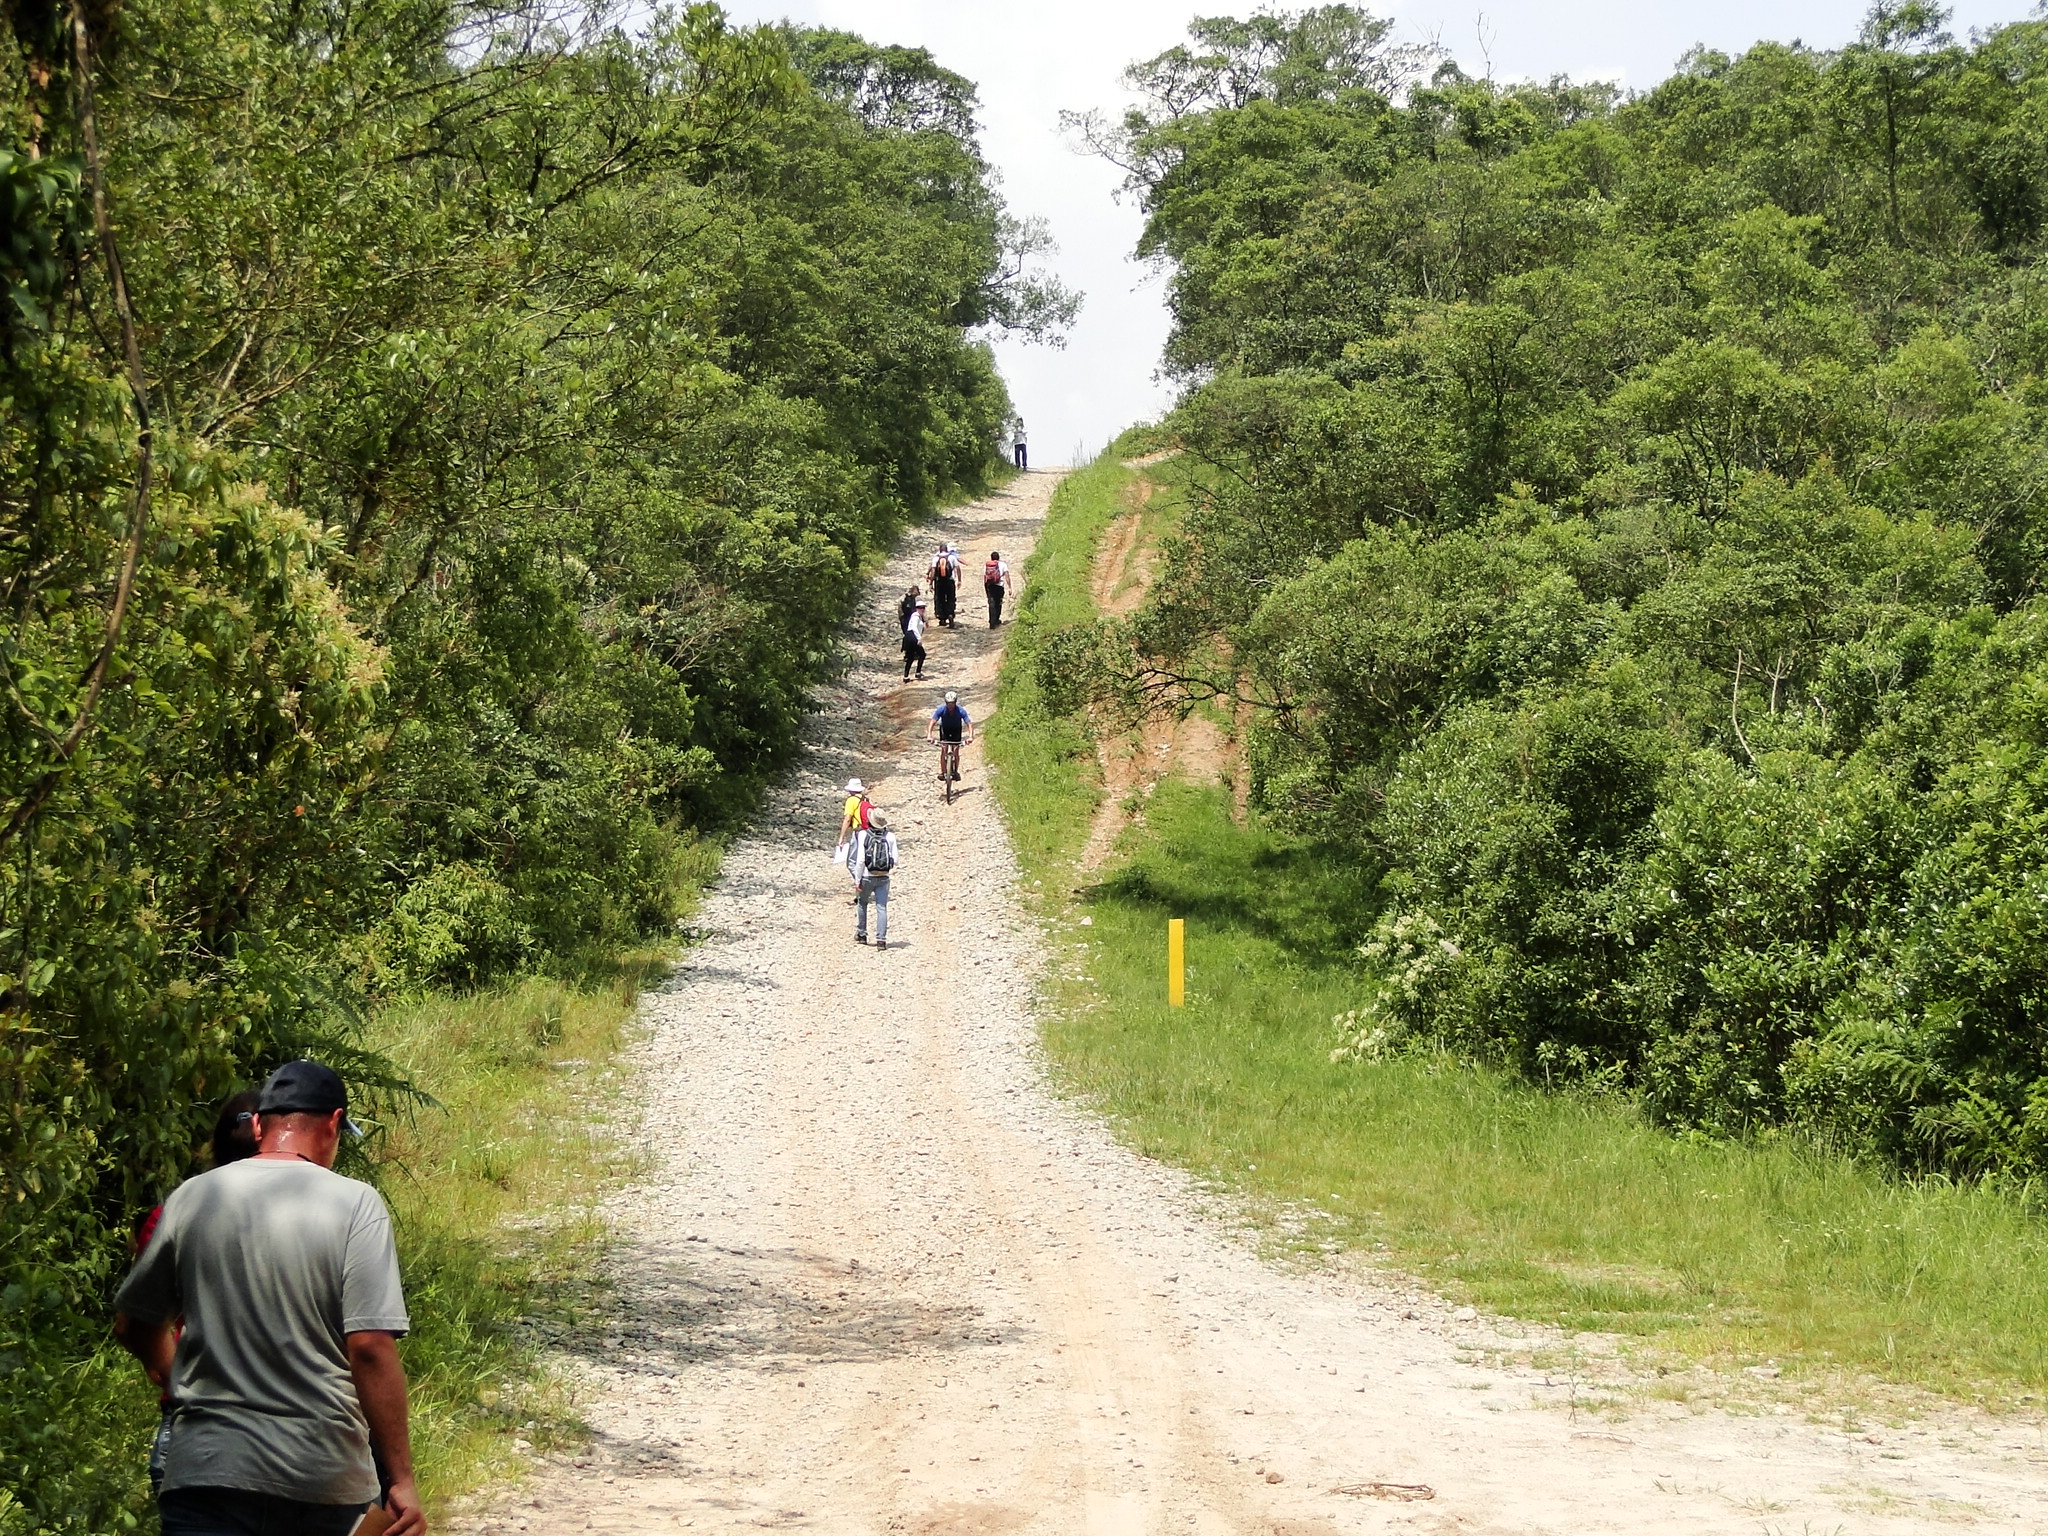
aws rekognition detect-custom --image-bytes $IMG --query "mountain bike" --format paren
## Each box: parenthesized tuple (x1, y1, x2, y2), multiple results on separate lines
(938, 739, 962, 804)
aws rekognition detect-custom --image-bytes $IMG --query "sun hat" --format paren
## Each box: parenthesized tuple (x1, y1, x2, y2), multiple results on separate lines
(845, 778, 864, 793)
(868, 812, 890, 831)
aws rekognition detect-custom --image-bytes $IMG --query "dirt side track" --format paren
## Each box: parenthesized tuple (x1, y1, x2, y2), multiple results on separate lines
(457, 471, 2048, 1535)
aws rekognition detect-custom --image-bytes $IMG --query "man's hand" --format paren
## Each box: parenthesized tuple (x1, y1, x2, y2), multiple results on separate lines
(112, 1312, 175, 1392)
(347, 1331, 426, 1536)
(381, 1474, 427, 1536)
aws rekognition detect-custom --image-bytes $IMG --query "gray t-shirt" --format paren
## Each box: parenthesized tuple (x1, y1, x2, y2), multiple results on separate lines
(114, 1158, 409, 1503)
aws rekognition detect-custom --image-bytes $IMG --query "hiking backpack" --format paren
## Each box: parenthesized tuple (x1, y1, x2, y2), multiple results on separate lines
(984, 558, 1001, 585)
(862, 831, 895, 874)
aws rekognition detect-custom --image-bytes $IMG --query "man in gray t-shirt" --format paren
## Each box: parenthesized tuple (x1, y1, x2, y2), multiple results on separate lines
(114, 1060, 426, 1536)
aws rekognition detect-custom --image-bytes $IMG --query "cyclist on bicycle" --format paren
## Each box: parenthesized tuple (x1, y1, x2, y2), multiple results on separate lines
(927, 690, 973, 783)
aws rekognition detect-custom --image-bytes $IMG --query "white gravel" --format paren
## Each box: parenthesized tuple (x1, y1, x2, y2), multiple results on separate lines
(456, 471, 2048, 1535)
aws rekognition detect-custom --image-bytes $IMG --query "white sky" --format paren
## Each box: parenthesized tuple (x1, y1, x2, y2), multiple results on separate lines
(717, 0, 2036, 465)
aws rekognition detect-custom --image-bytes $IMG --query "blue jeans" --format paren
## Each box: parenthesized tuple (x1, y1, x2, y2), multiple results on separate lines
(856, 874, 890, 942)
(159, 1487, 369, 1536)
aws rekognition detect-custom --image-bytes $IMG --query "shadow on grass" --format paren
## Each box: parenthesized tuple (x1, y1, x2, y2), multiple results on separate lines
(1080, 782, 1381, 965)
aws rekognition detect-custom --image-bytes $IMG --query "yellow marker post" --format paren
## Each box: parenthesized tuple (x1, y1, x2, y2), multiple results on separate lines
(1168, 918, 1186, 1007)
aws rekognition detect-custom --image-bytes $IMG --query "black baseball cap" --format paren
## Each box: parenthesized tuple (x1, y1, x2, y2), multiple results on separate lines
(258, 1059, 348, 1116)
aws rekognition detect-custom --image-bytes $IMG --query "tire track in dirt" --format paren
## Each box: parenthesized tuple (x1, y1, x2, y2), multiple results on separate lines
(455, 469, 2048, 1536)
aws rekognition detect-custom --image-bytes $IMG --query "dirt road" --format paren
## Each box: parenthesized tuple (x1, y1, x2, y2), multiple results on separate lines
(463, 472, 2048, 1535)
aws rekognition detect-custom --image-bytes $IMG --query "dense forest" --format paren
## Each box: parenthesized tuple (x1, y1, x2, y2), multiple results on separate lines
(1055, 3, 2048, 1178)
(0, 0, 1056, 1523)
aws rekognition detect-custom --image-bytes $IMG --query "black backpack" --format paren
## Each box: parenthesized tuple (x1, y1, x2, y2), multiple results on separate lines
(863, 831, 896, 874)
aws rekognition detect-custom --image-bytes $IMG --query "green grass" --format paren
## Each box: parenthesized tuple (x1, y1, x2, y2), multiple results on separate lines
(366, 950, 682, 1508)
(13, 947, 683, 1536)
(987, 454, 1131, 872)
(995, 450, 2048, 1414)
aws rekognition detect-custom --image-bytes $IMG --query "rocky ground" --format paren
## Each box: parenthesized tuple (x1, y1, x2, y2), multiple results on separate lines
(455, 470, 2048, 1535)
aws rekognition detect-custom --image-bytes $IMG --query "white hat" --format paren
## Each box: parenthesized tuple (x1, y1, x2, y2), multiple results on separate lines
(845, 778, 864, 793)
(945, 690, 957, 702)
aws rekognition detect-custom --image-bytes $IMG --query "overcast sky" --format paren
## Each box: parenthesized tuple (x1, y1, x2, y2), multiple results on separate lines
(717, 0, 2036, 465)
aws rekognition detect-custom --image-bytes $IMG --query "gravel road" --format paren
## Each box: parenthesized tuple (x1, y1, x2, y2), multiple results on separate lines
(461, 471, 2048, 1535)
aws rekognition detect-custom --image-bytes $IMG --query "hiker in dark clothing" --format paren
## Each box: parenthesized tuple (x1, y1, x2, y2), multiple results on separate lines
(983, 551, 1014, 628)
(902, 599, 928, 681)
(929, 545, 959, 627)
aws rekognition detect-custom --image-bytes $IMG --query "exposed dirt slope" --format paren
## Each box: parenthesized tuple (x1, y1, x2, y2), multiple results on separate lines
(454, 470, 2048, 1536)
(1077, 468, 1235, 872)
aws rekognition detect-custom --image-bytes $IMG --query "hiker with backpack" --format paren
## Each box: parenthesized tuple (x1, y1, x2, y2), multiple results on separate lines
(896, 585, 920, 635)
(844, 811, 898, 949)
(835, 778, 872, 860)
(983, 551, 1014, 628)
(902, 598, 928, 681)
(929, 544, 959, 628)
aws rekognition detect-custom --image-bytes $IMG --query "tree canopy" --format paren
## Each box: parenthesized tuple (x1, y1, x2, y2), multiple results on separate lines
(0, 2, 1064, 1524)
(1060, 3, 2048, 1180)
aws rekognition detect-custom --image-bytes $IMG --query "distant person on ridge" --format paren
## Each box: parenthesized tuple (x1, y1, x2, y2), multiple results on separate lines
(845, 810, 898, 950)
(983, 550, 1014, 629)
(113, 1060, 425, 1536)
(1012, 420, 1028, 470)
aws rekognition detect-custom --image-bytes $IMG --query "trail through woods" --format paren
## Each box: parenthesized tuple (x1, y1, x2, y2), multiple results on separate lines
(457, 472, 2048, 1535)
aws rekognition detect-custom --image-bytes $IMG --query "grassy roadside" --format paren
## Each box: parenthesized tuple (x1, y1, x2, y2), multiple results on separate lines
(366, 945, 688, 1507)
(37, 944, 689, 1536)
(994, 449, 2048, 1414)
(986, 454, 1127, 870)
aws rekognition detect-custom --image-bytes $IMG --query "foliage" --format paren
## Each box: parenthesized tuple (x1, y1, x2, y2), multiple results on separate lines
(0, 1, 1060, 1526)
(1060, 3, 2048, 1177)
(994, 461, 2048, 1413)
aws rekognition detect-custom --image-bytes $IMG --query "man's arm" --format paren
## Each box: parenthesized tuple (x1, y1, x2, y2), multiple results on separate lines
(112, 1312, 175, 1392)
(348, 1331, 426, 1536)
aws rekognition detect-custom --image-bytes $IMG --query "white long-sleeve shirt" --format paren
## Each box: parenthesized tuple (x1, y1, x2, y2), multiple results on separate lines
(846, 828, 898, 880)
